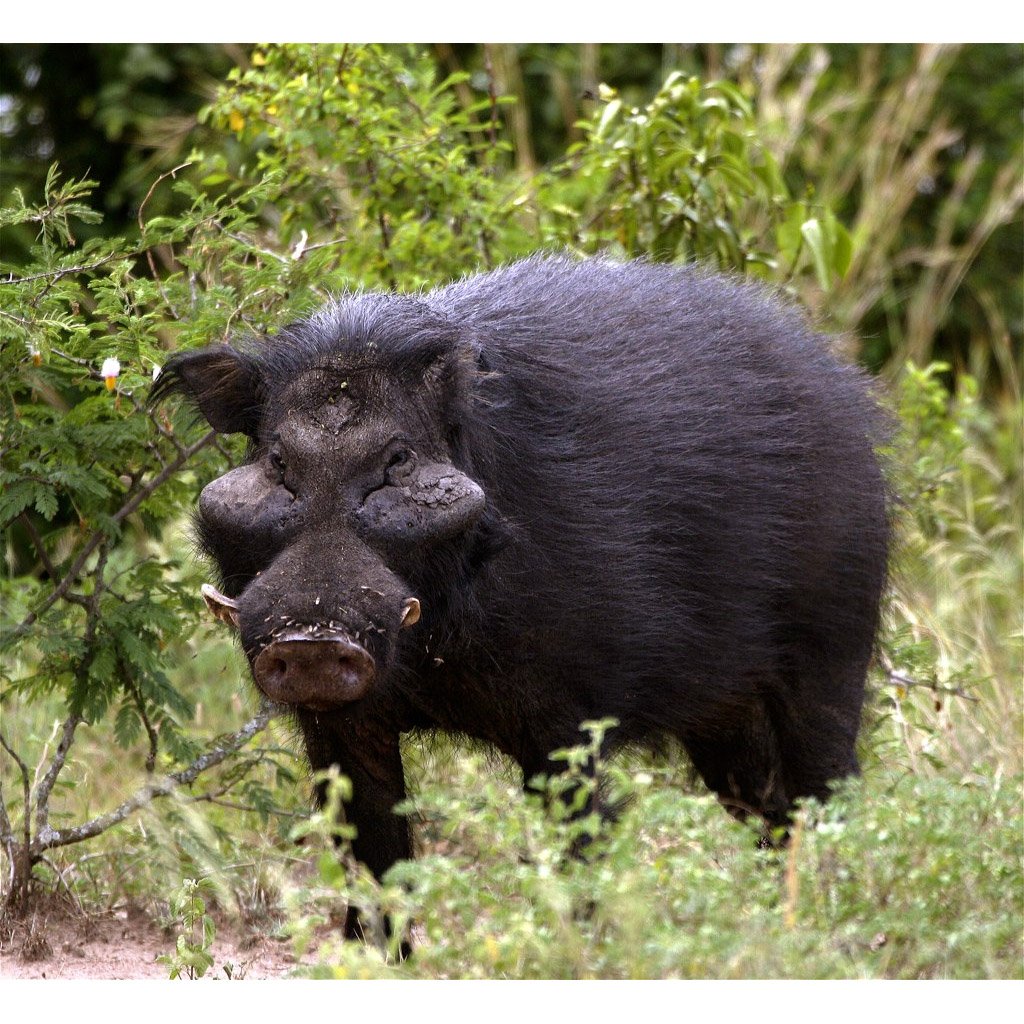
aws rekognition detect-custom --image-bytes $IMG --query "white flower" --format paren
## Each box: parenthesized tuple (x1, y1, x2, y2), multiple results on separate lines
(101, 357, 120, 391)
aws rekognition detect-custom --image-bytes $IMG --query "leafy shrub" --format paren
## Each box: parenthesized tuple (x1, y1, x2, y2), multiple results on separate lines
(284, 731, 1022, 979)
(537, 71, 852, 293)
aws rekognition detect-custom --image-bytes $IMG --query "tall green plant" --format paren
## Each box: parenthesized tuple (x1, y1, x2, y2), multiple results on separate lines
(536, 72, 852, 294)
(200, 43, 534, 288)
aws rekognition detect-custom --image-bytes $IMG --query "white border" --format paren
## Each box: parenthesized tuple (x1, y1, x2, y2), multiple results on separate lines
(2, 2, 1022, 44)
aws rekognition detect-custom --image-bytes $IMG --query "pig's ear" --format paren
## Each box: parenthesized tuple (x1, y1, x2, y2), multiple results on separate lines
(151, 346, 263, 436)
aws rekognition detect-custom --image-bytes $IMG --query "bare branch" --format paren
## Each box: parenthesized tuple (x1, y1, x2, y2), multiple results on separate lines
(31, 701, 285, 855)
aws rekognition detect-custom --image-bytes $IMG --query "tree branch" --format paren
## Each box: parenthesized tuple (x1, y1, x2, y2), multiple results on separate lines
(0, 251, 145, 287)
(878, 653, 979, 703)
(122, 666, 159, 774)
(33, 713, 84, 836)
(31, 701, 284, 855)
(0, 727, 33, 878)
(18, 512, 58, 582)
(0, 781, 16, 892)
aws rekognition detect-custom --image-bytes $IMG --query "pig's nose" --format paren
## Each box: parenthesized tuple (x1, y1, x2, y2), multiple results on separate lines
(253, 634, 376, 707)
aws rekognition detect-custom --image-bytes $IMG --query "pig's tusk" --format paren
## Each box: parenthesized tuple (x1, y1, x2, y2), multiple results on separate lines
(400, 597, 421, 628)
(201, 583, 241, 630)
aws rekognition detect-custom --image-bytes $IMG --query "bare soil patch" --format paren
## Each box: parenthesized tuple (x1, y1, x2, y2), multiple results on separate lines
(1, 895, 304, 980)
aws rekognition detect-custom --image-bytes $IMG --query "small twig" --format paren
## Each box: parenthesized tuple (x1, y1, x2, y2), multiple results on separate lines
(300, 237, 348, 256)
(138, 164, 192, 243)
(37, 854, 81, 909)
(184, 795, 302, 819)
(0, 251, 144, 287)
(122, 668, 159, 774)
(878, 654, 979, 703)
(218, 228, 289, 265)
(18, 513, 58, 582)
(0, 309, 34, 328)
(49, 347, 94, 370)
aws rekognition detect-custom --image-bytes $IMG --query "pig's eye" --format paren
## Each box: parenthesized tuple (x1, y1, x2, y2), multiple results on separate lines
(270, 450, 288, 486)
(385, 447, 415, 484)
(386, 449, 413, 473)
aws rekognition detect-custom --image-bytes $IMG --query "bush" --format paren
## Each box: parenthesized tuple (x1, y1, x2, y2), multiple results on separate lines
(284, 732, 1022, 979)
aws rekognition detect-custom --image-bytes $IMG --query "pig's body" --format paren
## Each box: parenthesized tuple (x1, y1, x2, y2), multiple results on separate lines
(157, 255, 889, 900)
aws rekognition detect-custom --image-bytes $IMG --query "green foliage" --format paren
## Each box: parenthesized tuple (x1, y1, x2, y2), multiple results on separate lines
(200, 44, 533, 289)
(736, 44, 1023, 379)
(870, 362, 1022, 777)
(284, 736, 1022, 979)
(157, 877, 217, 979)
(537, 72, 852, 291)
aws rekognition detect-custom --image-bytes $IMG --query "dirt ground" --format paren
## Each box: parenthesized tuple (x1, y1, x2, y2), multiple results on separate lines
(0, 898, 306, 980)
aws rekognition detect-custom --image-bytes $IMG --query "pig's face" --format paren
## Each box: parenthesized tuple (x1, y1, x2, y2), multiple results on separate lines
(157, 314, 488, 710)
(202, 532, 420, 709)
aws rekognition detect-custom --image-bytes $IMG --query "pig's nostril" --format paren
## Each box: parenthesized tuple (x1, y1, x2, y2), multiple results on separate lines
(253, 636, 376, 707)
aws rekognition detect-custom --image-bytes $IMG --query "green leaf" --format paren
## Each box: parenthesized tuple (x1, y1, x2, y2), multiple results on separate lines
(800, 217, 832, 290)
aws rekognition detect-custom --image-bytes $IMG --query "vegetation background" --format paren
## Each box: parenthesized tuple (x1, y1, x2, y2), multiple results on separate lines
(0, 41, 1021, 980)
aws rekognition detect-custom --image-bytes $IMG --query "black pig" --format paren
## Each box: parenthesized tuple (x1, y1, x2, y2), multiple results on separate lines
(155, 254, 889, 909)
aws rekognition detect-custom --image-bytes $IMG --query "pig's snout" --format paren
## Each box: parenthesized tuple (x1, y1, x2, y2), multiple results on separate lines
(253, 633, 376, 707)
